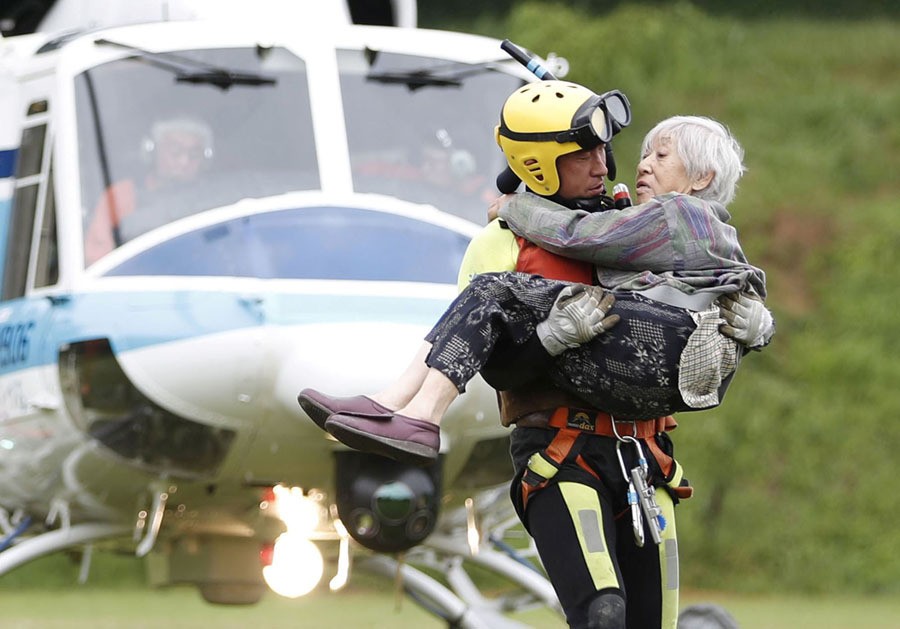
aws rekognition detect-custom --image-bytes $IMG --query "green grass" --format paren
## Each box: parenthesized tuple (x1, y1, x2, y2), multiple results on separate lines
(0, 553, 557, 627)
(2, 554, 898, 627)
(1, 584, 899, 628)
(681, 591, 900, 629)
(0, 580, 558, 628)
(0, 587, 449, 629)
(2, 554, 898, 628)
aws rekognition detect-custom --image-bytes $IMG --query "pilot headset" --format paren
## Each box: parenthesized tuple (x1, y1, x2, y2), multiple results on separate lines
(140, 117, 215, 164)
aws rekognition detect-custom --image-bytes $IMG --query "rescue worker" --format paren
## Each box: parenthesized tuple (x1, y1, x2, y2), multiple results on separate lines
(329, 112, 769, 443)
(300, 81, 773, 628)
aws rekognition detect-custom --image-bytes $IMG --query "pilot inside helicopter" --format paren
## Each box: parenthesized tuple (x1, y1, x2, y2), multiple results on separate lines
(83, 115, 214, 265)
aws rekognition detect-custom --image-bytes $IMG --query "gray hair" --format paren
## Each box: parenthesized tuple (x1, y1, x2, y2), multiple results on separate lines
(151, 117, 214, 154)
(640, 115, 746, 206)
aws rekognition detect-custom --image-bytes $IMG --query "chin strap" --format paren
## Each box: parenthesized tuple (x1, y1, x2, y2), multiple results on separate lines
(546, 193, 614, 213)
(578, 195, 615, 212)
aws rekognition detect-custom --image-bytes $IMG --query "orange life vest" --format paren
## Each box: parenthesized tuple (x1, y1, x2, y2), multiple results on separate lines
(514, 236, 594, 284)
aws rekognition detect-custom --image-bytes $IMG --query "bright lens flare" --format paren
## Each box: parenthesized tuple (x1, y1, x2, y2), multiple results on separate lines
(262, 486, 325, 597)
(273, 485, 319, 533)
(262, 532, 324, 598)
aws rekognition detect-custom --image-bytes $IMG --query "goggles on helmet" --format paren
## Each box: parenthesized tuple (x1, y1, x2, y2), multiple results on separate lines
(498, 89, 631, 149)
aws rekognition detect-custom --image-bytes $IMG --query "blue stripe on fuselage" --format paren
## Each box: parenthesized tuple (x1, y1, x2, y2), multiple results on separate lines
(0, 150, 16, 178)
(0, 287, 452, 373)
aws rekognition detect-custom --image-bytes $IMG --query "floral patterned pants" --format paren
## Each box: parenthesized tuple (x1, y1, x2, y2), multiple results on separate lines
(424, 271, 722, 420)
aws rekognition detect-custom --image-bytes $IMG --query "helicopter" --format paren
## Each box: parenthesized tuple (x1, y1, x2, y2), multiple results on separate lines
(0, 0, 571, 624)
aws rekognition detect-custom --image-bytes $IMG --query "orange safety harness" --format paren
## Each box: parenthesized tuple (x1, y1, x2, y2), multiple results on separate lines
(519, 407, 692, 510)
(510, 233, 692, 511)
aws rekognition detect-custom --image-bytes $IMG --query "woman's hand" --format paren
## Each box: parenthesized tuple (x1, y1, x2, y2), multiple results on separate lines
(487, 193, 516, 222)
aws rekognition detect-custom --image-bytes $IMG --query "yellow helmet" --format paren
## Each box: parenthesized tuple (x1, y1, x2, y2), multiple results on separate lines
(495, 81, 631, 195)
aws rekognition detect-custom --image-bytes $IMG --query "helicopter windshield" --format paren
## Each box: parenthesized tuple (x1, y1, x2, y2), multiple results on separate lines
(75, 46, 318, 266)
(338, 49, 523, 225)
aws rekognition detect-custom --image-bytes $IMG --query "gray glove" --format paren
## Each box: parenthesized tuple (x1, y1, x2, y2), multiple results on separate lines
(536, 284, 620, 356)
(718, 293, 775, 349)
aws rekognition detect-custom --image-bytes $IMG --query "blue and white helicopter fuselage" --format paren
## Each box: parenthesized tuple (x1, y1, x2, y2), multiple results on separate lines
(0, 0, 567, 615)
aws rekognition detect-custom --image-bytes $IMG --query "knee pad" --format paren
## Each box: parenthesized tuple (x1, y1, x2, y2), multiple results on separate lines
(587, 591, 626, 629)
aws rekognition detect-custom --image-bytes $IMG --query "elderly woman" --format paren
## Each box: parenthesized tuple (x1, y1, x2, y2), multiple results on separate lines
(302, 115, 771, 465)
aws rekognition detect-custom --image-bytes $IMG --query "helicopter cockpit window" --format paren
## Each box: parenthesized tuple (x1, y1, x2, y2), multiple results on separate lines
(2, 123, 46, 301)
(338, 49, 523, 225)
(34, 162, 59, 289)
(75, 46, 318, 266)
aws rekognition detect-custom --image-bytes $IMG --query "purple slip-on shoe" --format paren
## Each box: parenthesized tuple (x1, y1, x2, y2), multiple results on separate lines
(324, 412, 439, 466)
(297, 388, 393, 431)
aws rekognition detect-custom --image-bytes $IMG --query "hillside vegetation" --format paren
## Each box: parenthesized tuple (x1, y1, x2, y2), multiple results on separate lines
(422, 2, 900, 594)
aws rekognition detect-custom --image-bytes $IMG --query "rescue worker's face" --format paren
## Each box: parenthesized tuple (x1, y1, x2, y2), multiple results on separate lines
(155, 129, 207, 182)
(556, 145, 608, 200)
(635, 137, 696, 204)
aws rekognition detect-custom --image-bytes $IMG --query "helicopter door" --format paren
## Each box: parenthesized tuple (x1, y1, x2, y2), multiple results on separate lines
(0, 100, 61, 421)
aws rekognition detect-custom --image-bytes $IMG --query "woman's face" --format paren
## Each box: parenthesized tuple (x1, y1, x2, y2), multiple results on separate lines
(634, 136, 695, 204)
